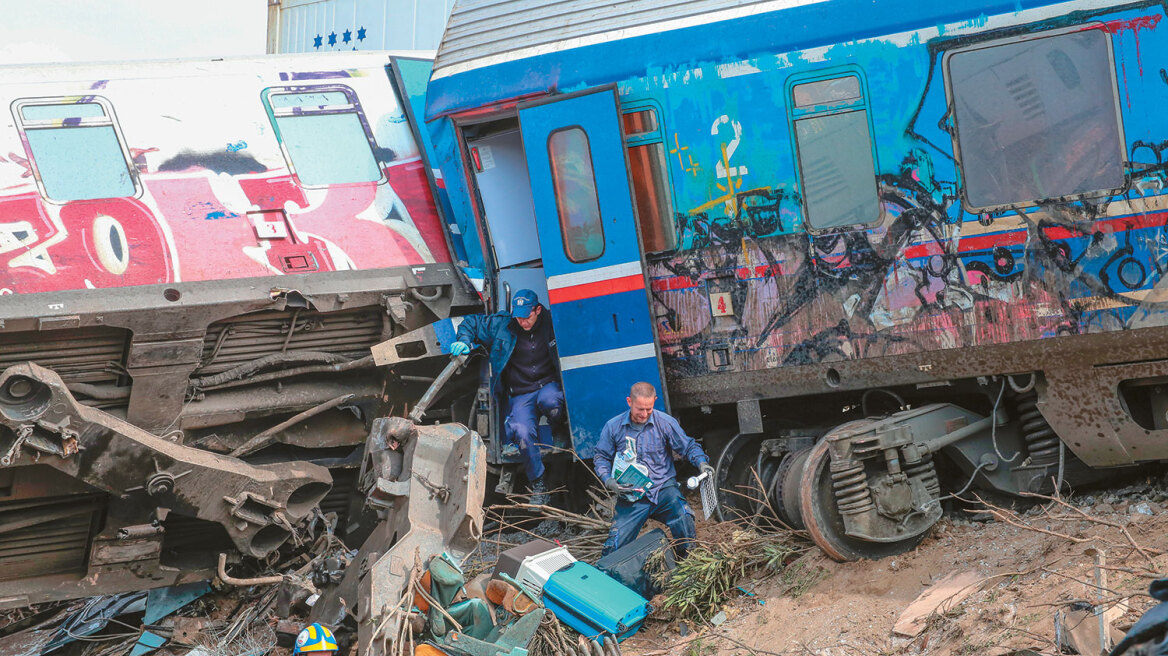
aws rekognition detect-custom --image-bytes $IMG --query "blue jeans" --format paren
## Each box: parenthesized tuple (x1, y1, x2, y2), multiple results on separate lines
(505, 381, 564, 482)
(602, 482, 696, 559)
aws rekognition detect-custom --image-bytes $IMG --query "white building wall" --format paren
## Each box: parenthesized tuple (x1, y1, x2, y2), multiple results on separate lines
(267, 0, 456, 54)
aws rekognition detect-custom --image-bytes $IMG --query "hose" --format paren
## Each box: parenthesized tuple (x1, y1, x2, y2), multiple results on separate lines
(192, 351, 351, 388)
(860, 388, 906, 417)
(67, 382, 131, 401)
(990, 378, 1021, 463)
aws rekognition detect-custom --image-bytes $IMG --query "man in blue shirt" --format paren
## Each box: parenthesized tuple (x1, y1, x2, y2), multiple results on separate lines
(594, 382, 715, 558)
(450, 289, 564, 498)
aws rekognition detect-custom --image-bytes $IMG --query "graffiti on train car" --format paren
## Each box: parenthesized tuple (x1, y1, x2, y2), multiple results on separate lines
(0, 72, 452, 296)
(636, 6, 1168, 380)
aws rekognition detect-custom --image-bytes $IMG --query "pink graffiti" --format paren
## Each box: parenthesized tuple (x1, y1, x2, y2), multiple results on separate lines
(1, 157, 449, 295)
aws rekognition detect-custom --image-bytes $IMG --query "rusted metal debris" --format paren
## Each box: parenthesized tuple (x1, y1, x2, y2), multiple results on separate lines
(312, 415, 487, 655)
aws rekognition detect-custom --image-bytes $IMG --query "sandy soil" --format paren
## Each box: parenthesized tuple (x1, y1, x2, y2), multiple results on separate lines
(620, 480, 1168, 656)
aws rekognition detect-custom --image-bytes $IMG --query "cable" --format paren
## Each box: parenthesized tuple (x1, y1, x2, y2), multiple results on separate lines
(990, 378, 1020, 463)
(861, 388, 906, 417)
(919, 460, 989, 513)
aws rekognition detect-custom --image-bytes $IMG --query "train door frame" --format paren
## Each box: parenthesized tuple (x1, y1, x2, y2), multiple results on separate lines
(450, 84, 672, 460)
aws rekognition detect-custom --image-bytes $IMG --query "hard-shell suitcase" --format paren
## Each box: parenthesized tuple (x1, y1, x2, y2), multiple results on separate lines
(541, 562, 651, 641)
(596, 528, 674, 598)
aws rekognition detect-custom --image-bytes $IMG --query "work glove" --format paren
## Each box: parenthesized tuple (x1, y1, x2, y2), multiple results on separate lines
(605, 477, 635, 494)
(450, 341, 471, 356)
(700, 462, 716, 479)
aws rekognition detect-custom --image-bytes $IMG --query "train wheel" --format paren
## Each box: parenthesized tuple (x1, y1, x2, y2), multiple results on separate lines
(771, 447, 811, 530)
(798, 439, 927, 562)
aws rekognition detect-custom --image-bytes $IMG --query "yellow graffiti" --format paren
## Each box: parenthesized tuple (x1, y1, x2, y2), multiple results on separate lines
(670, 133, 701, 177)
(690, 141, 745, 216)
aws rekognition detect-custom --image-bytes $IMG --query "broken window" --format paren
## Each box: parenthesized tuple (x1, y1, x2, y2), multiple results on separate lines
(791, 74, 881, 230)
(13, 99, 138, 202)
(264, 87, 383, 187)
(946, 28, 1125, 209)
(548, 127, 604, 263)
(622, 107, 677, 253)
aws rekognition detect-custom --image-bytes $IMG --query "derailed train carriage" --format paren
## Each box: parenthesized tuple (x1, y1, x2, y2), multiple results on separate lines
(422, 0, 1168, 560)
(0, 52, 487, 610)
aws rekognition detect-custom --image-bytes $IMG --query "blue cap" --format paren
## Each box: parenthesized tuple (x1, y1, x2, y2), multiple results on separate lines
(512, 289, 539, 318)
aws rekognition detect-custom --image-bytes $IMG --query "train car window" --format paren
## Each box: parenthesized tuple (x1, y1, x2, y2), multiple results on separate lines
(13, 99, 138, 203)
(790, 75, 880, 230)
(793, 77, 863, 109)
(946, 29, 1124, 209)
(548, 127, 605, 262)
(263, 88, 383, 187)
(622, 107, 677, 252)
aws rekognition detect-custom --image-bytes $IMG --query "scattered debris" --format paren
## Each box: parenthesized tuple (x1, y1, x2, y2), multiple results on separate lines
(657, 529, 806, 621)
(892, 571, 984, 638)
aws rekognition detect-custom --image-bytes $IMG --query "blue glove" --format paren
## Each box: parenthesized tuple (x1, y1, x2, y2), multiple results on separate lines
(450, 341, 471, 356)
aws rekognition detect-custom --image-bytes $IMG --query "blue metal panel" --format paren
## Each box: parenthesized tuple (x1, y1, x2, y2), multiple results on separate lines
(518, 87, 665, 455)
(427, 0, 1077, 118)
(562, 356, 666, 459)
(550, 289, 656, 358)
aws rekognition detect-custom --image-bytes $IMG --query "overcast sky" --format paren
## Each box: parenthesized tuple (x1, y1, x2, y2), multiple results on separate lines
(0, 0, 268, 65)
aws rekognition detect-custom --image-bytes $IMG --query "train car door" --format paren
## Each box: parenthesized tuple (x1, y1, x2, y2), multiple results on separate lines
(517, 86, 666, 458)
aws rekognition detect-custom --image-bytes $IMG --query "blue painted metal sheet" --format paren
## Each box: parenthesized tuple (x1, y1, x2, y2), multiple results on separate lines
(428, 0, 1079, 118)
(518, 87, 665, 458)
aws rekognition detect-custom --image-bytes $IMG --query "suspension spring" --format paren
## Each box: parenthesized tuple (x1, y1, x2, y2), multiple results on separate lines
(1016, 390, 1059, 467)
(903, 454, 940, 498)
(831, 462, 874, 515)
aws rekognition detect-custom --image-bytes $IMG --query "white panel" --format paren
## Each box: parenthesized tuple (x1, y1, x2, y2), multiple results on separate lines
(272, 0, 455, 53)
(467, 130, 542, 268)
(559, 343, 658, 371)
(434, 0, 817, 75)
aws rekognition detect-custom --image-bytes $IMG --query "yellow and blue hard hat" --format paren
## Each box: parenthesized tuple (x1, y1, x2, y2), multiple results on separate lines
(293, 623, 337, 654)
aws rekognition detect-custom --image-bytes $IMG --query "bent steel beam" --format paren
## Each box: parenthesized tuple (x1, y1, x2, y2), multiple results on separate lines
(0, 363, 332, 558)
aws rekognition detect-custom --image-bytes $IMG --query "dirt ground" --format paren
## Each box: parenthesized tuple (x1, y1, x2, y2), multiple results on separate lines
(619, 479, 1168, 656)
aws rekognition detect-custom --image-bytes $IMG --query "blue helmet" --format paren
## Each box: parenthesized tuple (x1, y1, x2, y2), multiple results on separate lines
(293, 623, 337, 654)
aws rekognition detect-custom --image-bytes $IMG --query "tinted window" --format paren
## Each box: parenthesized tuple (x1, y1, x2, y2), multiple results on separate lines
(622, 107, 677, 252)
(793, 76, 863, 109)
(793, 75, 880, 230)
(267, 88, 382, 186)
(621, 109, 658, 137)
(627, 143, 677, 252)
(16, 100, 136, 202)
(948, 29, 1124, 208)
(548, 128, 604, 262)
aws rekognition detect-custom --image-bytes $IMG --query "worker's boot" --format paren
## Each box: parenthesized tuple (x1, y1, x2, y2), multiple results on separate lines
(529, 477, 548, 506)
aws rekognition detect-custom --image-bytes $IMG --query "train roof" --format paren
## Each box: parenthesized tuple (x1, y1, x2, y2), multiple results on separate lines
(426, 0, 1110, 118)
(0, 50, 435, 85)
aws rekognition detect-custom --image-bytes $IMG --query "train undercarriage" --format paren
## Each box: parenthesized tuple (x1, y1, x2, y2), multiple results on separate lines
(0, 264, 485, 611)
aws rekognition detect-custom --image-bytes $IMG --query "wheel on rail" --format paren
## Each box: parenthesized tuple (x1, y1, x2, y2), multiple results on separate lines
(798, 438, 928, 562)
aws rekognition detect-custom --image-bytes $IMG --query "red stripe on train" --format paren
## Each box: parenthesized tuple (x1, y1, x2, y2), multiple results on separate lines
(547, 274, 645, 304)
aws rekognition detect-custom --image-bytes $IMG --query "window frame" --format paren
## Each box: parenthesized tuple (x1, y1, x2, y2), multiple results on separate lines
(785, 67, 882, 233)
(261, 84, 386, 189)
(11, 96, 141, 204)
(942, 23, 1128, 213)
(546, 125, 606, 264)
(619, 99, 680, 255)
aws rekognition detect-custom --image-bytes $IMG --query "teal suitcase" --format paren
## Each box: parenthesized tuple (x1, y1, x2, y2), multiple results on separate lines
(541, 561, 651, 641)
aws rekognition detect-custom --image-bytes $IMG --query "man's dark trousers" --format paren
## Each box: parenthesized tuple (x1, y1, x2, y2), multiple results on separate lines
(601, 482, 696, 558)
(505, 381, 564, 482)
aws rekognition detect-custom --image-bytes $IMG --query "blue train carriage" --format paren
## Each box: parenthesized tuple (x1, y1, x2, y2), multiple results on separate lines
(422, 0, 1168, 560)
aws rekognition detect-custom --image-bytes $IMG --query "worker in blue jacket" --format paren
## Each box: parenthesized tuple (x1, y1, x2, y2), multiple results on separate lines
(450, 289, 563, 498)
(594, 381, 715, 558)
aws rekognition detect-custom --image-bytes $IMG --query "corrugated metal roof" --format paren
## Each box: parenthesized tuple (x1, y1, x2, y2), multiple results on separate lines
(433, 0, 800, 75)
